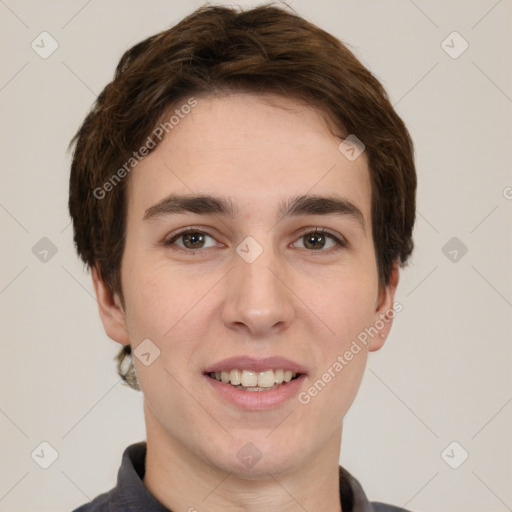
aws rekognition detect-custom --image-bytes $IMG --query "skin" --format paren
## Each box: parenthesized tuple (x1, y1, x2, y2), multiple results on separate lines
(92, 92, 399, 512)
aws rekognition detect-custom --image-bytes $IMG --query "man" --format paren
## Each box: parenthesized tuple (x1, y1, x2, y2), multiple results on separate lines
(69, 3, 416, 511)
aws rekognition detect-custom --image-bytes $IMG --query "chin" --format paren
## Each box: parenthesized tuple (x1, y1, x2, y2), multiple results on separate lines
(204, 432, 306, 480)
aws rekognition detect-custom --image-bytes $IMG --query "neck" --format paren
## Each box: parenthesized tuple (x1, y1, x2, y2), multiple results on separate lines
(142, 403, 344, 512)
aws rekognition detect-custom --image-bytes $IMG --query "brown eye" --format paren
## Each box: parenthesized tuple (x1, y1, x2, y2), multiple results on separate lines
(182, 232, 207, 249)
(292, 229, 345, 251)
(165, 230, 217, 251)
(303, 232, 328, 250)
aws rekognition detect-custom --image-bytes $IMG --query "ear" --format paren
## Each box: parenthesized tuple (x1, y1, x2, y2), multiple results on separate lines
(368, 262, 400, 352)
(91, 265, 130, 346)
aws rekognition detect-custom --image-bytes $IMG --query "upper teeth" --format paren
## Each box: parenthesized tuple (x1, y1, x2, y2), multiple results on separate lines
(212, 369, 297, 388)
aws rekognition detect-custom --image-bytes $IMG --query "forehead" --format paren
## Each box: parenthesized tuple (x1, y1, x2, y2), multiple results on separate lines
(126, 92, 371, 222)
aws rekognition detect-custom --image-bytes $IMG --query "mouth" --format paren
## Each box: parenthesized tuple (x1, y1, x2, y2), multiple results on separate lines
(203, 356, 307, 409)
(206, 369, 302, 392)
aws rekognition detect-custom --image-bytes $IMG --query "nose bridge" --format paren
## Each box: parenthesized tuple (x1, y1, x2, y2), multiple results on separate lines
(222, 235, 294, 335)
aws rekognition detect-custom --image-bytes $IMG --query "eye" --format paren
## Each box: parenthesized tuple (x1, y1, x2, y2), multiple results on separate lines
(292, 228, 345, 251)
(164, 229, 218, 252)
(162, 227, 346, 255)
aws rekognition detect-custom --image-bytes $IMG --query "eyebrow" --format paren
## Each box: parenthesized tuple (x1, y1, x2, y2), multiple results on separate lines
(143, 193, 365, 230)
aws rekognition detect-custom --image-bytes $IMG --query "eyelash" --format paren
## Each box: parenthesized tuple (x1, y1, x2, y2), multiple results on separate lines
(162, 227, 346, 256)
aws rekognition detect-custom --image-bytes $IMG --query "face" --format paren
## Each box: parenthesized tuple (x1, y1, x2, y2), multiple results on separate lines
(94, 92, 398, 478)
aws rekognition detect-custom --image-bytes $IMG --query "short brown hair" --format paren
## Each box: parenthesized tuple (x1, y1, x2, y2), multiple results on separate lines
(69, 3, 416, 390)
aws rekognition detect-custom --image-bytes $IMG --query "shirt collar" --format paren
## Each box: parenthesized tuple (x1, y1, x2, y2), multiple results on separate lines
(109, 442, 375, 512)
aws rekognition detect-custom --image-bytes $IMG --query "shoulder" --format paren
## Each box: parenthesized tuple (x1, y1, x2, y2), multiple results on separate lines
(71, 490, 116, 512)
(340, 464, 413, 512)
(70, 442, 153, 512)
(371, 502, 413, 512)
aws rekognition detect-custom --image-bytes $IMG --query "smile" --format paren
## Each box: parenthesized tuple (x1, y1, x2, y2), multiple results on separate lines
(208, 369, 299, 391)
(203, 355, 307, 409)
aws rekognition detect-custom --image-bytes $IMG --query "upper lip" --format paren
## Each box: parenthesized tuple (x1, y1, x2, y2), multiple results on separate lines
(204, 356, 308, 374)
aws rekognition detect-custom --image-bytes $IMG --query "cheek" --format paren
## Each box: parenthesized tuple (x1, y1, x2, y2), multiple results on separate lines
(121, 252, 202, 340)
(120, 258, 216, 390)
(298, 282, 375, 427)
(121, 267, 204, 404)
(309, 269, 379, 344)
(301, 270, 378, 406)
(122, 277, 168, 340)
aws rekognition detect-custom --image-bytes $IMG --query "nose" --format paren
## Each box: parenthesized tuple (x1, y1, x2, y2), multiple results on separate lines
(221, 243, 295, 338)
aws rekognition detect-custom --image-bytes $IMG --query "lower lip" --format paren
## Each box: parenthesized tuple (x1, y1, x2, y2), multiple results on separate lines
(204, 374, 307, 411)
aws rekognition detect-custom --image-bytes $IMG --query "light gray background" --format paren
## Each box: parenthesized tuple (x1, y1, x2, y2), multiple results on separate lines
(1, 1, 511, 511)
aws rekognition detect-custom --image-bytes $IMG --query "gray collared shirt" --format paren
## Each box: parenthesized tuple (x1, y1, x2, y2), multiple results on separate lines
(71, 442, 411, 512)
